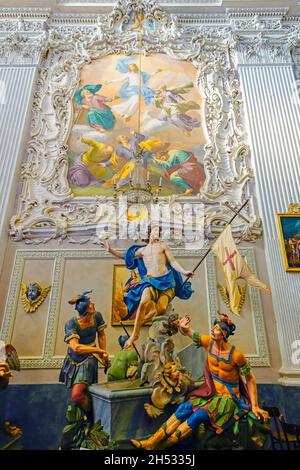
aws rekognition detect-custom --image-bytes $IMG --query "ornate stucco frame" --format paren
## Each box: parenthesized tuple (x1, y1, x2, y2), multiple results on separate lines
(0, 247, 269, 368)
(9, 0, 262, 245)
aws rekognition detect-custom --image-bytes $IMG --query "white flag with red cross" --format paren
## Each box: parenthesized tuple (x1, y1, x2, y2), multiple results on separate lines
(211, 225, 271, 315)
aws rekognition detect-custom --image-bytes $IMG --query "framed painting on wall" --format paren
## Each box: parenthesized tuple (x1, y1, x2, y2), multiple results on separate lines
(277, 213, 300, 272)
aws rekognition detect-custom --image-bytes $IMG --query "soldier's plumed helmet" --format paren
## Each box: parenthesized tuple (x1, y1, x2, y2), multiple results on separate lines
(68, 291, 92, 317)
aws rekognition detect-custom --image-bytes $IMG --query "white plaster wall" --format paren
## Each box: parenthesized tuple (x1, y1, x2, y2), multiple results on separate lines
(239, 64, 300, 383)
(0, 66, 37, 274)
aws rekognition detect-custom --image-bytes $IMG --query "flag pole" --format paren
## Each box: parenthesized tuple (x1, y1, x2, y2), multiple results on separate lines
(179, 199, 250, 291)
(224, 201, 251, 223)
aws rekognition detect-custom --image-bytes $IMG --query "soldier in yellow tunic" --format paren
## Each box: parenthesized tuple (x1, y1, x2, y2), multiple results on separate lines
(131, 312, 269, 450)
(80, 137, 119, 180)
(68, 137, 126, 188)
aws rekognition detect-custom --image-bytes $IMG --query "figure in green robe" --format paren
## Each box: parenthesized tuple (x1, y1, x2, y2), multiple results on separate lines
(107, 335, 139, 382)
(153, 148, 205, 195)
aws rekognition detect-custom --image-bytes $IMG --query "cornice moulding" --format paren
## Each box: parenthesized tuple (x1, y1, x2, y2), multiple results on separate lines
(0, 7, 299, 27)
(50, 13, 100, 23)
(0, 8, 51, 19)
(286, 15, 300, 22)
(57, 0, 223, 4)
(178, 14, 228, 24)
(226, 8, 289, 19)
(0, 31, 47, 65)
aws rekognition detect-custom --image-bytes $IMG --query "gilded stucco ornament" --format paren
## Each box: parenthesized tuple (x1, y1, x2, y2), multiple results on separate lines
(21, 281, 51, 313)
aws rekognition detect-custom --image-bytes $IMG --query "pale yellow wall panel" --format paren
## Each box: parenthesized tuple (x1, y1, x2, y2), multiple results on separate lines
(10, 259, 54, 358)
(215, 258, 258, 356)
(54, 258, 114, 357)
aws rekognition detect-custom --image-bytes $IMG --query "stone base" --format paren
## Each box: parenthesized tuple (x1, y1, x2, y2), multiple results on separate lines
(89, 379, 175, 442)
(89, 343, 206, 444)
(278, 368, 300, 386)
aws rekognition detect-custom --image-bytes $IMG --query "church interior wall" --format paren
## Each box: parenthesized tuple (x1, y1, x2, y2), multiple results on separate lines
(0, 0, 299, 451)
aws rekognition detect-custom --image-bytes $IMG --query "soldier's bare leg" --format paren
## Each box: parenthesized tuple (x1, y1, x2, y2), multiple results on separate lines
(131, 413, 183, 450)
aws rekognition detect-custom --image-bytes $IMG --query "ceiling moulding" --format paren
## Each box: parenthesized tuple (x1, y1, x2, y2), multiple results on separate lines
(226, 8, 289, 19)
(177, 14, 227, 24)
(287, 14, 300, 22)
(0, 8, 50, 37)
(50, 13, 101, 24)
(0, 7, 298, 27)
(49, 12, 229, 26)
(0, 8, 51, 19)
(226, 7, 299, 34)
(56, 1, 223, 5)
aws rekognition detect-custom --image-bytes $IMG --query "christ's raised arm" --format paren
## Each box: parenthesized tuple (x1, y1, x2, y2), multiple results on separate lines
(101, 241, 124, 259)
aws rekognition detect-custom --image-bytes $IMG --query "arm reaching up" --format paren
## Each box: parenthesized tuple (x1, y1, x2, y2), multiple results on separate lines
(178, 314, 194, 339)
(81, 137, 106, 151)
(101, 241, 125, 259)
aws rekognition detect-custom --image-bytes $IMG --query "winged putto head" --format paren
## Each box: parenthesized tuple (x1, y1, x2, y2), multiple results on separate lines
(21, 282, 51, 313)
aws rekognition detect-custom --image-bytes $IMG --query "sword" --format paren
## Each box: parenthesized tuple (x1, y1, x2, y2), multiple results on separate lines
(92, 352, 111, 373)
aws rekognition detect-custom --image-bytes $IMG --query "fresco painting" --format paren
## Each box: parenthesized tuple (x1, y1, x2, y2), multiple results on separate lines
(67, 53, 207, 197)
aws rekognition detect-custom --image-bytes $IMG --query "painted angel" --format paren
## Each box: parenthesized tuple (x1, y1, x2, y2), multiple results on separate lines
(154, 82, 201, 136)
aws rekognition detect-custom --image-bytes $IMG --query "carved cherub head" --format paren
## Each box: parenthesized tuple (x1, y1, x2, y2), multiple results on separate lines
(27, 283, 41, 302)
(21, 282, 51, 314)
